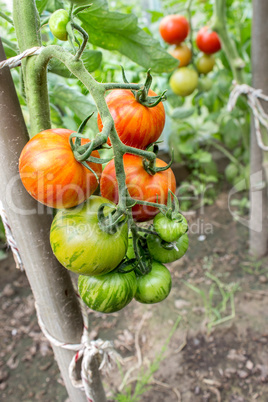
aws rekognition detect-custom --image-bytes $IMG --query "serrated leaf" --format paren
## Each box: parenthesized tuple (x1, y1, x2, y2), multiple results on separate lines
(172, 107, 195, 120)
(50, 83, 96, 120)
(77, 2, 178, 73)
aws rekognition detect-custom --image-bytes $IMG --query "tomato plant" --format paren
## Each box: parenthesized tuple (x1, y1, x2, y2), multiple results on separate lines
(196, 54, 215, 74)
(135, 261, 172, 304)
(97, 89, 165, 150)
(169, 43, 192, 67)
(169, 67, 198, 97)
(19, 129, 101, 209)
(49, 9, 70, 41)
(197, 76, 213, 92)
(78, 265, 137, 313)
(225, 163, 239, 183)
(50, 196, 128, 276)
(159, 15, 189, 45)
(100, 154, 176, 222)
(153, 212, 188, 243)
(196, 27, 221, 54)
(147, 233, 189, 263)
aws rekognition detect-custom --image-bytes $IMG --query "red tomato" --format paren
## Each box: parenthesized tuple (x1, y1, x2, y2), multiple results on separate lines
(97, 89, 165, 150)
(100, 154, 176, 222)
(196, 27, 221, 54)
(19, 129, 102, 209)
(159, 15, 189, 45)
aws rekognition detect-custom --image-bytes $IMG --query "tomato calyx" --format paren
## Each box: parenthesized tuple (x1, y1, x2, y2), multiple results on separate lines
(142, 150, 174, 176)
(97, 203, 127, 235)
(122, 68, 167, 108)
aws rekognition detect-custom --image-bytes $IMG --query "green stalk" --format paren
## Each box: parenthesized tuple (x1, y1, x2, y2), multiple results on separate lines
(212, 0, 245, 83)
(13, 0, 51, 136)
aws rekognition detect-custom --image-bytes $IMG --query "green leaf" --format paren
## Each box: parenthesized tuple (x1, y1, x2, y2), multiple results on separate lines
(36, 0, 49, 14)
(77, 2, 178, 73)
(146, 10, 164, 23)
(50, 83, 96, 120)
(48, 49, 102, 77)
(172, 107, 195, 120)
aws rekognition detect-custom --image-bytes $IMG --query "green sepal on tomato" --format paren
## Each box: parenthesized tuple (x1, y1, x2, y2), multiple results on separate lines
(147, 233, 189, 263)
(50, 196, 128, 276)
(100, 154, 176, 222)
(49, 9, 70, 41)
(19, 129, 101, 209)
(78, 265, 137, 313)
(97, 89, 165, 150)
(135, 261, 172, 304)
(153, 212, 188, 243)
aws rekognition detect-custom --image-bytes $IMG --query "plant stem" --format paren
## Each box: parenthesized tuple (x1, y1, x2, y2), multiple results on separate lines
(13, 0, 51, 136)
(211, 0, 244, 83)
(34, 45, 160, 214)
(0, 11, 13, 25)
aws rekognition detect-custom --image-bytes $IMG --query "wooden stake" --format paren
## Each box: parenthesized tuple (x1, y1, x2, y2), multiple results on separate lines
(0, 39, 106, 402)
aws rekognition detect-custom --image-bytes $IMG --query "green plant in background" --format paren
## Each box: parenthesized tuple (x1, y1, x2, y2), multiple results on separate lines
(113, 317, 181, 402)
(185, 273, 240, 334)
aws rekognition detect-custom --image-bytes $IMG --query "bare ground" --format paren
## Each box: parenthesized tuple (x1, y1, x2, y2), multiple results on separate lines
(0, 192, 268, 402)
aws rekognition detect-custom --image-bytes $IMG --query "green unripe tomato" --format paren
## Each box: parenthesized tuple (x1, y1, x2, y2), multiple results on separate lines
(49, 9, 69, 41)
(153, 212, 188, 243)
(78, 265, 137, 313)
(225, 163, 239, 183)
(197, 76, 213, 92)
(169, 67, 198, 97)
(147, 233, 189, 263)
(50, 196, 128, 276)
(196, 54, 215, 75)
(135, 261, 172, 304)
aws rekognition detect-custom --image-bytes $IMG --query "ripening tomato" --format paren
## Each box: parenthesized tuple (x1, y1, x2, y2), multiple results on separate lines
(159, 15, 189, 45)
(100, 154, 176, 222)
(19, 129, 102, 209)
(78, 264, 137, 313)
(196, 27, 221, 54)
(169, 67, 198, 97)
(169, 43, 192, 67)
(49, 9, 69, 41)
(97, 89, 165, 150)
(196, 54, 215, 74)
(50, 196, 128, 276)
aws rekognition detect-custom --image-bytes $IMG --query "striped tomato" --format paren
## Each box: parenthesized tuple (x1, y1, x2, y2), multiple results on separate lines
(135, 261, 172, 304)
(97, 89, 165, 149)
(50, 196, 128, 276)
(19, 129, 102, 209)
(100, 154, 176, 222)
(78, 265, 137, 313)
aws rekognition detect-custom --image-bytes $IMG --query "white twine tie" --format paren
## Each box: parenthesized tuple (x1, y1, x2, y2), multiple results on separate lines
(227, 81, 268, 152)
(0, 200, 24, 270)
(0, 46, 44, 69)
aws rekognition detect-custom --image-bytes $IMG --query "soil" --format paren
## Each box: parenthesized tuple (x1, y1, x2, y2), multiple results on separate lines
(0, 192, 268, 402)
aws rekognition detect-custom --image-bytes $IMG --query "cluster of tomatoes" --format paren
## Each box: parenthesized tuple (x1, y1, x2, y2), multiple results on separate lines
(159, 14, 221, 96)
(19, 88, 189, 314)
